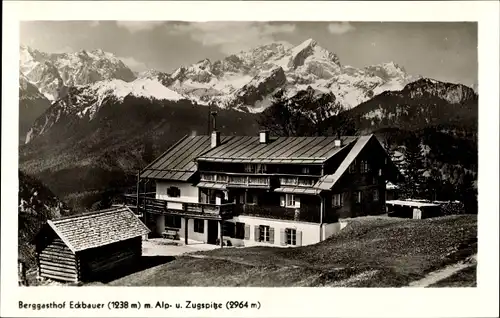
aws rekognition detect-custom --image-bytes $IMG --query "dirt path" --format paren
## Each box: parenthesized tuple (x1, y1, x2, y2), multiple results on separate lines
(407, 254, 477, 287)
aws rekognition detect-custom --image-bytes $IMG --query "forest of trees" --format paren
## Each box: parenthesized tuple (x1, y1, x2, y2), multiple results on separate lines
(384, 130, 478, 214)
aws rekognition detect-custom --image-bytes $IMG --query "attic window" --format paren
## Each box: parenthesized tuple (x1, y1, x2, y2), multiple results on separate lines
(167, 186, 181, 198)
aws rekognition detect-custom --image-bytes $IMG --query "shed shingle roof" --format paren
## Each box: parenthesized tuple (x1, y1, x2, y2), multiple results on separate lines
(47, 206, 150, 253)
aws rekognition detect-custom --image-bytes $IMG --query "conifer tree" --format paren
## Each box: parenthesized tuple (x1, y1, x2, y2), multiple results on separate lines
(399, 133, 426, 199)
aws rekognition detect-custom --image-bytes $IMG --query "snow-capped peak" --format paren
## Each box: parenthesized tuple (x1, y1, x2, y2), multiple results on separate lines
(19, 45, 137, 102)
(90, 78, 184, 102)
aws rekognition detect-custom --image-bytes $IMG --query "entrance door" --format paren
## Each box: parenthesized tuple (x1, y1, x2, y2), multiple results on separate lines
(207, 220, 219, 245)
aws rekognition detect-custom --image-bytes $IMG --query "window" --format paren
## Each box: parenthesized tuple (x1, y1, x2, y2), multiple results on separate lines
(235, 222, 245, 239)
(244, 164, 253, 173)
(244, 164, 267, 173)
(349, 160, 357, 173)
(247, 193, 258, 205)
(354, 191, 363, 204)
(165, 215, 182, 229)
(286, 228, 297, 245)
(194, 219, 204, 233)
(332, 193, 344, 207)
(373, 189, 379, 202)
(378, 169, 382, 177)
(259, 225, 270, 242)
(301, 167, 310, 174)
(286, 194, 295, 208)
(360, 160, 370, 173)
(223, 222, 235, 237)
(167, 186, 181, 197)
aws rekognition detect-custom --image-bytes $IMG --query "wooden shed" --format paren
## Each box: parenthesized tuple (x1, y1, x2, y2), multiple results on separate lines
(33, 206, 150, 283)
(386, 200, 442, 219)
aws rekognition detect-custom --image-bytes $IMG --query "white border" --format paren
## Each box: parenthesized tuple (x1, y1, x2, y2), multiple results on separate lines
(2, 1, 499, 317)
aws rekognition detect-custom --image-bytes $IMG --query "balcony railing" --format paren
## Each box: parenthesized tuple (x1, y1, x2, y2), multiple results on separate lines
(234, 204, 321, 223)
(120, 194, 234, 219)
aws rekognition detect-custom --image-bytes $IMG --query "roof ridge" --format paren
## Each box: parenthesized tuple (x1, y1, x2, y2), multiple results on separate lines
(51, 206, 129, 223)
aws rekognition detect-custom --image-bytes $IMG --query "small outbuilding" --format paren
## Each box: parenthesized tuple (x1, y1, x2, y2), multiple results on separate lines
(33, 206, 150, 283)
(386, 200, 442, 219)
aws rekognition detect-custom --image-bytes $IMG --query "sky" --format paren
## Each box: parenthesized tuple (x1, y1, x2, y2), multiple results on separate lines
(20, 21, 478, 87)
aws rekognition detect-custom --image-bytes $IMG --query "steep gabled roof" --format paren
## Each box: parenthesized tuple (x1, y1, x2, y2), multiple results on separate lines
(196, 136, 358, 164)
(46, 206, 150, 253)
(314, 134, 403, 191)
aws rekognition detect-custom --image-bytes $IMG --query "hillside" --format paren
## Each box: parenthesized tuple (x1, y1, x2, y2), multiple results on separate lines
(19, 96, 260, 211)
(18, 170, 70, 268)
(107, 215, 477, 287)
(19, 74, 52, 143)
(348, 78, 478, 132)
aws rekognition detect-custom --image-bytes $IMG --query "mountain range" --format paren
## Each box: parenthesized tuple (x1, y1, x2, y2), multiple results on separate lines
(18, 38, 478, 211)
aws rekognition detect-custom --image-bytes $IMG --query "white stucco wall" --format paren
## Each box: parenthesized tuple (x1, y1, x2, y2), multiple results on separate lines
(155, 181, 199, 210)
(180, 218, 208, 242)
(225, 215, 322, 247)
(153, 213, 347, 246)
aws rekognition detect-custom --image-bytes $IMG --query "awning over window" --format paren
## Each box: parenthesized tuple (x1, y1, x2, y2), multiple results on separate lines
(197, 182, 227, 190)
(274, 187, 320, 195)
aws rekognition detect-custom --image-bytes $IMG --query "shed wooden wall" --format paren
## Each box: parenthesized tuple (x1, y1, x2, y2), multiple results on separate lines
(78, 237, 142, 282)
(37, 236, 79, 283)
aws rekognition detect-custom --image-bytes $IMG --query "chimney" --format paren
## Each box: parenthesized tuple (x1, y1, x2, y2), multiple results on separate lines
(259, 130, 269, 144)
(211, 130, 221, 148)
(210, 111, 220, 148)
(334, 139, 342, 147)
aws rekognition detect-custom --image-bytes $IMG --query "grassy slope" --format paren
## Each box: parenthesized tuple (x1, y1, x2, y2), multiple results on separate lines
(109, 215, 477, 287)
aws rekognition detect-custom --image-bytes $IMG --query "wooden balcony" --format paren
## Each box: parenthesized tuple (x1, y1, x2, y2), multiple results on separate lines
(120, 194, 234, 220)
(234, 204, 321, 223)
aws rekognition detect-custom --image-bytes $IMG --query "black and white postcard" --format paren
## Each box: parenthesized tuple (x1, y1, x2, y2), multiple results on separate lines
(1, 1, 499, 317)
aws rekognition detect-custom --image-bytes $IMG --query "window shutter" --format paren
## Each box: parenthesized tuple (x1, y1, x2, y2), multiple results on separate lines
(280, 195, 285, 207)
(254, 226, 260, 242)
(244, 225, 250, 240)
(269, 227, 275, 244)
(295, 196, 301, 208)
(296, 230, 303, 246)
(280, 229, 286, 246)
